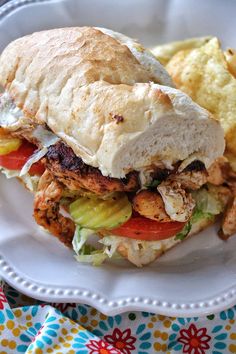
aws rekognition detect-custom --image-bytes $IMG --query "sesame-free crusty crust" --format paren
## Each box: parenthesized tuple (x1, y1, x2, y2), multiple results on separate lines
(0, 27, 225, 177)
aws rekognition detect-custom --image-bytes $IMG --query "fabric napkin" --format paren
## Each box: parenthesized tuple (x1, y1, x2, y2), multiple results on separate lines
(0, 281, 236, 354)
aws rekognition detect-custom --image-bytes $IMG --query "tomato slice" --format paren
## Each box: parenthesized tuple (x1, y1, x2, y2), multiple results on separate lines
(0, 141, 45, 175)
(28, 160, 45, 176)
(112, 216, 186, 241)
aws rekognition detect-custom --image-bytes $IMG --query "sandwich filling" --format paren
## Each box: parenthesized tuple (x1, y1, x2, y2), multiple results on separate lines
(0, 116, 233, 266)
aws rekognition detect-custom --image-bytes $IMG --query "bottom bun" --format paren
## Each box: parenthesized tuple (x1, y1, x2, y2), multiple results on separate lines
(115, 217, 215, 267)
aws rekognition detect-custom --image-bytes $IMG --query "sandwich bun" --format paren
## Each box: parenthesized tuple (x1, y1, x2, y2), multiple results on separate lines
(0, 28, 224, 178)
(99, 216, 215, 267)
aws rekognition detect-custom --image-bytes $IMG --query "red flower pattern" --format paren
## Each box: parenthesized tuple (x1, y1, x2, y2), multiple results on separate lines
(0, 289, 7, 310)
(51, 303, 76, 313)
(104, 328, 136, 354)
(86, 339, 121, 354)
(178, 323, 211, 354)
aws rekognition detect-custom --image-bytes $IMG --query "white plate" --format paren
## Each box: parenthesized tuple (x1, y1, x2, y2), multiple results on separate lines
(1, 0, 236, 317)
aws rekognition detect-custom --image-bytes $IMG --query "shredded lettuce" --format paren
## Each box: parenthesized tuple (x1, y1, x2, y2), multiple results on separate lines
(20, 126, 60, 176)
(175, 221, 192, 241)
(72, 226, 94, 253)
(191, 208, 214, 224)
(32, 126, 60, 147)
(99, 236, 123, 257)
(72, 226, 110, 266)
(175, 186, 224, 241)
(20, 147, 47, 176)
(100, 235, 178, 267)
(74, 253, 108, 266)
(0, 166, 39, 192)
(191, 186, 223, 224)
(191, 187, 223, 216)
(0, 167, 19, 179)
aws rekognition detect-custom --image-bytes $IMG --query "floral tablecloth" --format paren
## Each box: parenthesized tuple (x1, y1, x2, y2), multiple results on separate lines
(0, 281, 236, 353)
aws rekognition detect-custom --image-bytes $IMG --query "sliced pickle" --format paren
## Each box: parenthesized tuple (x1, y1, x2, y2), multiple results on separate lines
(70, 193, 132, 229)
(0, 138, 22, 155)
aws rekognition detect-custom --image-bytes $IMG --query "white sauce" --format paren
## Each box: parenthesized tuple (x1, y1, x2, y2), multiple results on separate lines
(0, 90, 23, 127)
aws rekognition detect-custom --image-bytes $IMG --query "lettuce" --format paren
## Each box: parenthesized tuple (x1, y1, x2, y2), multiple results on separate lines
(0, 167, 39, 192)
(72, 226, 118, 266)
(175, 186, 223, 241)
(20, 125, 60, 176)
(191, 187, 223, 216)
(191, 186, 224, 225)
(175, 221, 191, 241)
(20, 148, 47, 176)
(100, 235, 178, 267)
(191, 208, 214, 224)
(72, 186, 225, 266)
(72, 226, 94, 253)
(74, 253, 108, 266)
(0, 167, 19, 179)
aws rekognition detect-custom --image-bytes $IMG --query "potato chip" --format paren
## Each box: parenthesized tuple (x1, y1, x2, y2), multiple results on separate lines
(224, 48, 236, 78)
(151, 36, 212, 66)
(166, 38, 236, 162)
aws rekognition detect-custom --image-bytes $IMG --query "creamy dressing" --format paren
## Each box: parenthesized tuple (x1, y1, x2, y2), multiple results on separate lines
(0, 90, 23, 127)
(178, 153, 209, 172)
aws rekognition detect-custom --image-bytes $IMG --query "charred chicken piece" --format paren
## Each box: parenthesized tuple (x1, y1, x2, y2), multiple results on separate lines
(172, 160, 207, 190)
(207, 157, 230, 185)
(34, 169, 75, 246)
(133, 190, 172, 222)
(226, 169, 236, 195)
(219, 170, 236, 239)
(219, 196, 236, 240)
(46, 142, 139, 195)
(157, 180, 195, 222)
(171, 170, 208, 190)
(134, 160, 206, 222)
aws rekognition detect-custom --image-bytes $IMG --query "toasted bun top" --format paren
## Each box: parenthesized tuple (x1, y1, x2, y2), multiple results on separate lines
(0, 27, 225, 177)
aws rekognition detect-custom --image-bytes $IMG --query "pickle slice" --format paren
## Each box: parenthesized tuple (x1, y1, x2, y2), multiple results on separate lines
(70, 193, 132, 230)
(0, 138, 22, 155)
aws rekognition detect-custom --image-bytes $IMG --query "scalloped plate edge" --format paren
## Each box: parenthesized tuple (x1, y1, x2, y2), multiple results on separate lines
(0, 0, 52, 20)
(1, 255, 236, 316)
